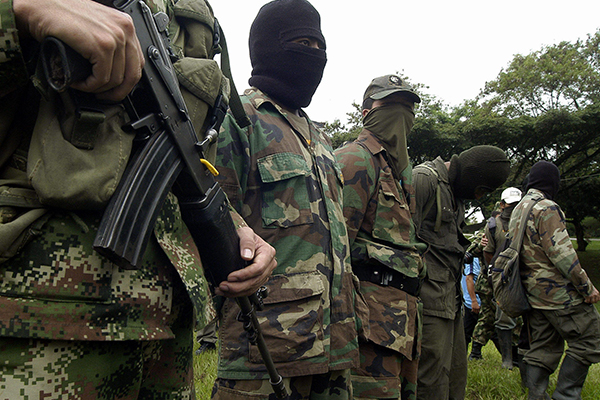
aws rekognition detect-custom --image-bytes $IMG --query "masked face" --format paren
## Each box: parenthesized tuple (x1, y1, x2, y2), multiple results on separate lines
(248, 0, 327, 110)
(448, 146, 510, 200)
(362, 103, 415, 177)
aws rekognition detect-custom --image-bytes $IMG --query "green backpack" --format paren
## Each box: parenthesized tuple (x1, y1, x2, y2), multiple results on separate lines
(0, 0, 247, 263)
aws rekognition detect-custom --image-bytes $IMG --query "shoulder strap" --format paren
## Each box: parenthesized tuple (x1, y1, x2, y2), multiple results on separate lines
(510, 199, 540, 251)
(213, 19, 250, 128)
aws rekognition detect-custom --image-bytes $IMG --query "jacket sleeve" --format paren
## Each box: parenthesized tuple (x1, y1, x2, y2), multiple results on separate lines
(0, 0, 29, 95)
(215, 111, 251, 214)
(334, 143, 377, 245)
(537, 203, 595, 297)
(411, 166, 435, 234)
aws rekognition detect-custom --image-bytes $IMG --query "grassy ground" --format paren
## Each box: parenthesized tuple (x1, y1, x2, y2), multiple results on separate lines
(193, 240, 600, 399)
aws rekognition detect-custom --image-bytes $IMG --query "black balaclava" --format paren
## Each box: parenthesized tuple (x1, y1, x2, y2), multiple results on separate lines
(526, 160, 560, 200)
(248, 0, 327, 110)
(448, 145, 510, 200)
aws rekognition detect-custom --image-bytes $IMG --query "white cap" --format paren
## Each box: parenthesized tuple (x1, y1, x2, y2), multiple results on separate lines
(501, 187, 522, 204)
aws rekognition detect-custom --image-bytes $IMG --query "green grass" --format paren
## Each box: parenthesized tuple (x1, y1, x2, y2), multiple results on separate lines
(466, 343, 600, 400)
(193, 242, 600, 399)
(193, 342, 218, 399)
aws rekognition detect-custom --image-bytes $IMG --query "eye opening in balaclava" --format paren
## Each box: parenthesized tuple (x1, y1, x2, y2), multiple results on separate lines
(248, 0, 327, 110)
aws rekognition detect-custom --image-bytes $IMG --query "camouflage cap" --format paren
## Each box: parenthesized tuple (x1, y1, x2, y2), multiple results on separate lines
(363, 74, 421, 104)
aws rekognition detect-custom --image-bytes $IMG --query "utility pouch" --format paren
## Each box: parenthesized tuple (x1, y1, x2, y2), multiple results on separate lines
(27, 89, 133, 210)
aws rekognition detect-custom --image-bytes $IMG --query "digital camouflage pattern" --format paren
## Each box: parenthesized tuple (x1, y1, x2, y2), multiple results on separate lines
(0, 284, 196, 399)
(0, 0, 220, 396)
(0, 0, 215, 343)
(510, 188, 595, 309)
(334, 130, 425, 399)
(214, 88, 358, 381)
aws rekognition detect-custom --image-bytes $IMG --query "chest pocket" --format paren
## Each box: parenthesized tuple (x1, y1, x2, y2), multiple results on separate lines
(373, 175, 411, 244)
(258, 152, 314, 228)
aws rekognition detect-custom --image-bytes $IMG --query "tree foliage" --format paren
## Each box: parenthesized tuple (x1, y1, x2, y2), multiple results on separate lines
(322, 30, 600, 246)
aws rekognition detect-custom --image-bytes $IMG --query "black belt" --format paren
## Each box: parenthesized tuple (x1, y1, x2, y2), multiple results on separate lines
(353, 264, 421, 297)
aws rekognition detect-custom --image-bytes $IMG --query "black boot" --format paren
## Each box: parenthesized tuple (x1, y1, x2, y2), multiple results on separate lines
(497, 329, 513, 369)
(526, 363, 551, 400)
(551, 355, 590, 400)
(519, 357, 528, 391)
(469, 341, 483, 360)
(513, 345, 520, 368)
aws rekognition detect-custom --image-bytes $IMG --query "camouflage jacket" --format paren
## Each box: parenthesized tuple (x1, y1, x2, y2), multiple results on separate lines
(0, 0, 214, 341)
(483, 209, 512, 257)
(215, 88, 359, 379)
(335, 130, 425, 360)
(412, 157, 470, 319)
(510, 188, 595, 310)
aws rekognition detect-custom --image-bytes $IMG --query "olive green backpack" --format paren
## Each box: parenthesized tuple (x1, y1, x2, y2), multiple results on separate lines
(0, 0, 247, 263)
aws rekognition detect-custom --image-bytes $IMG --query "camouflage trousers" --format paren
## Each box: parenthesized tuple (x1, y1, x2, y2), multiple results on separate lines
(471, 291, 496, 346)
(0, 294, 195, 400)
(352, 340, 418, 400)
(211, 369, 352, 400)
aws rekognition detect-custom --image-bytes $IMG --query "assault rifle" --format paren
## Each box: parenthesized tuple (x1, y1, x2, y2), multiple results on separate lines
(41, 0, 287, 397)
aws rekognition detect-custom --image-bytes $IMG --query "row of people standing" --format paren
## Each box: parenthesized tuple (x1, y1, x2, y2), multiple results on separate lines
(218, 3, 600, 400)
(212, 2, 514, 400)
(1, 0, 598, 400)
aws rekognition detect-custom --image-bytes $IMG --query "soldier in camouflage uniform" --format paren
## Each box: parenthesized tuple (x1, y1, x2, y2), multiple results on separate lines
(0, 0, 276, 398)
(469, 212, 501, 361)
(211, 1, 360, 399)
(462, 231, 484, 350)
(511, 161, 600, 400)
(334, 75, 425, 400)
(482, 187, 523, 370)
(412, 146, 510, 400)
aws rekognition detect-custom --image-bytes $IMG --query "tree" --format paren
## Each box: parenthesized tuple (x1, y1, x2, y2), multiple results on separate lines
(470, 30, 600, 249)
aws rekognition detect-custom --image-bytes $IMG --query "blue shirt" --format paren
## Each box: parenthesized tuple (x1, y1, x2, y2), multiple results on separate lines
(462, 257, 481, 310)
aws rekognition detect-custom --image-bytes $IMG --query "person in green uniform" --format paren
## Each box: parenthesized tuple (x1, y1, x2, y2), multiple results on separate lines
(412, 146, 510, 400)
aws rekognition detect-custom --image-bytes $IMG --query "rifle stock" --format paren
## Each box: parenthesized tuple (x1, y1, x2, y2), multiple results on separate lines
(41, 0, 288, 397)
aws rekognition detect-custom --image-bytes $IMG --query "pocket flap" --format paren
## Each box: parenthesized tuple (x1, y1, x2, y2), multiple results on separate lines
(257, 153, 310, 183)
(358, 238, 420, 278)
(261, 271, 325, 305)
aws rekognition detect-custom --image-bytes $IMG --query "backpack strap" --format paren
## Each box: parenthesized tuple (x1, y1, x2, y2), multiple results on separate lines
(213, 19, 250, 129)
(509, 198, 541, 251)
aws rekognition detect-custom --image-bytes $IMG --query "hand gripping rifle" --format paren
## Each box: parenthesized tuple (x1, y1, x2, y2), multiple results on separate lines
(40, 0, 288, 397)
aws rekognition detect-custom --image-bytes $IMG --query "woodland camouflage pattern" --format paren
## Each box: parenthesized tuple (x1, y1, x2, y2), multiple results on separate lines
(510, 188, 595, 309)
(214, 88, 359, 380)
(335, 130, 425, 399)
(470, 229, 497, 346)
(212, 369, 352, 400)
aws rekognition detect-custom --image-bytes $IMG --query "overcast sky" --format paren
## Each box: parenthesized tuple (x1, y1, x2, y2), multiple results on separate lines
(210, 0, 600, 124)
